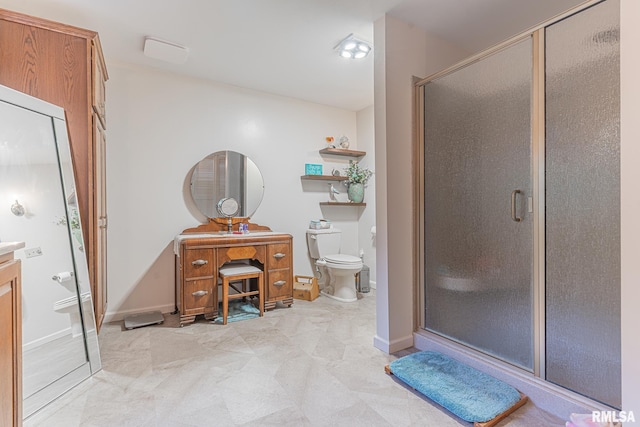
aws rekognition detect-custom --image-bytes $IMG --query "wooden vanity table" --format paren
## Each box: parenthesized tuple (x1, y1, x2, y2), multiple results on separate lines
(175, 219, 293, 326)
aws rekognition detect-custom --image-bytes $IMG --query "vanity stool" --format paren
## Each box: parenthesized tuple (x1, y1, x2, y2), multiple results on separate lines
(219, 264, 264, 325)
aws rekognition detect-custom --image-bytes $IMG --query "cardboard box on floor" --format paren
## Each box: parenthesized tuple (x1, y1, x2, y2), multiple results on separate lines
(293, 275, 319, 301)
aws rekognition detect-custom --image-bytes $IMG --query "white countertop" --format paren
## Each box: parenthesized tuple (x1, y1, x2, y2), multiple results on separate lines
(0, 241, 25, 257)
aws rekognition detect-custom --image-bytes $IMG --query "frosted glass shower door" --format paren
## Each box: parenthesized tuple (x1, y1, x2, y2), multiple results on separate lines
(545, 0, 620, 408)
(423, 38, 533, 370)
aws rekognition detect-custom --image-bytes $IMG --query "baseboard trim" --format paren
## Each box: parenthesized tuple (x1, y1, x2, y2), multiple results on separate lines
(374, 334, 414, 353)
(23, 328, 72, 352)
(104, 303, 175, 323)
(414, 331, 614, 420)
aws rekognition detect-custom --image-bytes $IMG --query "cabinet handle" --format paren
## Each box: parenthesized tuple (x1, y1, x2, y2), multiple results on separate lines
(191, 290, 208, 297)
(511, 189, 523, 223)
(273, 253, 286, 259)
(192, 259, 208, 266)
(273, 280, 286, 286)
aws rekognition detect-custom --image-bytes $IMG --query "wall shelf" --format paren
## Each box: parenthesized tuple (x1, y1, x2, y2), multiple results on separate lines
(320, 202, 366, 207)
(301, 175, 348, 181)
(305, 148, 367, 207)
(319, 147, 366, 157)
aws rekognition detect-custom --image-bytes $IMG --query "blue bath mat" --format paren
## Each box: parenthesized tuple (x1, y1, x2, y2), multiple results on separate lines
(386, 351, 527, 426)
(213, 301, 260, 324)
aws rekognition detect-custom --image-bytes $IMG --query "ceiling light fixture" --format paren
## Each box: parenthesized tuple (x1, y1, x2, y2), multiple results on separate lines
(143, 37, 189, 64)
(334, 33, 372, 60)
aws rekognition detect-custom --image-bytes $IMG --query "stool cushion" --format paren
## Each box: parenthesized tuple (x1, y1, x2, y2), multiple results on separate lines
(219, 264, 262, 277)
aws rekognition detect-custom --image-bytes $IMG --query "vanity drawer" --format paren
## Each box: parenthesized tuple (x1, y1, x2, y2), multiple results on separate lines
(219, 245, 265, 265)
(267, 243, 291, 270)
(184, 249, 213, 278)
(266, 269, 292, 299)
(183, 279, 215, 312)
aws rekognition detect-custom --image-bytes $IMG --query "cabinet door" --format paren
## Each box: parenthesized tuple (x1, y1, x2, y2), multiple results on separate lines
(94, 116, 107, 329)
(0, 259, 21, 427)
(92, 45, 107, 127)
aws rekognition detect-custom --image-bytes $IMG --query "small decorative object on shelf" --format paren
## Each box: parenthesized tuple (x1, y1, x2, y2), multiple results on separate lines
(325, 136, 335, 148)
(305, 163, 323, 175)
(339, 135, 350, 149)
(344, 160, 373, 204)
(332, 168, 341, 176)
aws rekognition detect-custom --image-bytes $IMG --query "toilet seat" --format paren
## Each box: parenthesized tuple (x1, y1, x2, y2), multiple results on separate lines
(324, 254, 363, 269)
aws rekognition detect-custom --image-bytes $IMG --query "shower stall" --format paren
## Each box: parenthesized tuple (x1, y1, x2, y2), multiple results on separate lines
(418, 0, 620, 409)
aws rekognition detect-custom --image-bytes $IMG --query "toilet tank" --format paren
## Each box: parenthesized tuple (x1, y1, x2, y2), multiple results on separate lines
(306, 228, 341, 259)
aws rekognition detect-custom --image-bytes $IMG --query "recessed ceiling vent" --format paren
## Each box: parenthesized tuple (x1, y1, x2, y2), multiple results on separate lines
(143, 37, 189, 64)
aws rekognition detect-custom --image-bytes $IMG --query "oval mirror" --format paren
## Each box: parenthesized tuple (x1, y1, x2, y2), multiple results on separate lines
(190, 150, 264, 219)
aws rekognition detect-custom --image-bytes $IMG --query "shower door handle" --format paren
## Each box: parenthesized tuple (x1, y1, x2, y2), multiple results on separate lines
(511, 189, 522, 222)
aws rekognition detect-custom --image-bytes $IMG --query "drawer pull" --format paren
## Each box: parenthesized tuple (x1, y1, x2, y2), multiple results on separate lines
(273, 280, 286, 286)
(192, 259, 208, 266)
(273, 253, 286, 259)
(191, 290, 208, 297)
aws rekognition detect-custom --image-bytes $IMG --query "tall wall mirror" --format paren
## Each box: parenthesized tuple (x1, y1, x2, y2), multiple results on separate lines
(0, 85, 101, 418)
(190, 150, 264, 219)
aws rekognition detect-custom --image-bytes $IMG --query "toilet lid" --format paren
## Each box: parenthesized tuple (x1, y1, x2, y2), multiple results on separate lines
(324, 254, 361, 265)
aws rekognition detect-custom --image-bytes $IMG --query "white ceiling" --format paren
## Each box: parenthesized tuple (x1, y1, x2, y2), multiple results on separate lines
(0, 0, 586, 111)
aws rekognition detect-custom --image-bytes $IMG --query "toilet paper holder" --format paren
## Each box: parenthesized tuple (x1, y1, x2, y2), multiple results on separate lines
(52, 271, 74, 283)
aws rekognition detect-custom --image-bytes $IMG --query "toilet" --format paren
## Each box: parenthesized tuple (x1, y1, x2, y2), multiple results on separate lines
(306, 228, 363, 302)
(53, 292, 92, 338)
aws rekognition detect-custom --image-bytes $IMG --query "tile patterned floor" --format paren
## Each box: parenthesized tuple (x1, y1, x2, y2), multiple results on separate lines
(24, 291, 565, 426)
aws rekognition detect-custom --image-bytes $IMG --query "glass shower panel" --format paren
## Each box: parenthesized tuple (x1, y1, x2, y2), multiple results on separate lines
(423, 38, 533, 370)
(545, 0, 620, 408)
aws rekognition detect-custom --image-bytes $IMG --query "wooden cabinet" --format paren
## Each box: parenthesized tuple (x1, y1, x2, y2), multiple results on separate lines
(0, 249, 23, 427)
(177, 247, 217, 325)
(0, 9, 109, 330)
(92, 48, 107, 127)
(265, 242, 293, 309)
(175, 224, 294, 326)
(94, 116, 108, 328)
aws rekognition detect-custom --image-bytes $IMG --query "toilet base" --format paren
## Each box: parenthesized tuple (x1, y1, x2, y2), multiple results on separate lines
(321, 273, 358, 302)
(321, 290, 357, 303)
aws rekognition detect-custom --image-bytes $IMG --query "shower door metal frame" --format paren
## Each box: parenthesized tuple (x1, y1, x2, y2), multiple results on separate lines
(414, 0, 606, 382)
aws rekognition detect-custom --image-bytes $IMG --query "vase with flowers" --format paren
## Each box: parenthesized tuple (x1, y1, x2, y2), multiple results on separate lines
(344, 160, 373, 203)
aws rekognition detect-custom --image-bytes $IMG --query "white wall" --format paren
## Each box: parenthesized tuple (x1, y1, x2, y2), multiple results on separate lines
(620, 0, 640, 413)
(356, 105, 376, 287)
(106, 62, 366, 320)
(373, 14, 469, 353)
(1, 164, 78, 345)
